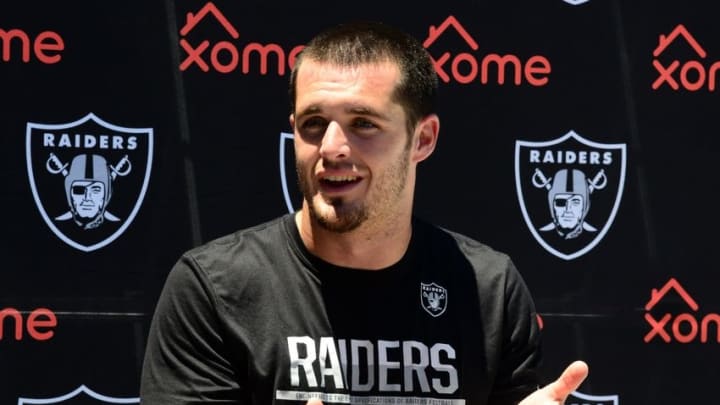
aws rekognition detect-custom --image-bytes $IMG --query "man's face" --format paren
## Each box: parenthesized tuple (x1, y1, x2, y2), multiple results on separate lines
(291, 59, 415, 233)
(71, 180, 105, 219)
(553, 193, 584, 230)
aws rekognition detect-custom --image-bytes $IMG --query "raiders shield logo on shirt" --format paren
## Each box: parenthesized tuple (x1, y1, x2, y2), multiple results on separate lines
(26, 113, 153, 252)
(514, 130, 626, 260)
(421, 282, 448, 317)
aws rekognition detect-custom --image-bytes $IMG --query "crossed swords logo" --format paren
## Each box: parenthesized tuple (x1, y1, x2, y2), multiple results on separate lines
(45, 152, 132, 223)
(423, 291, 446, 312)
(531, 168, 607, 233)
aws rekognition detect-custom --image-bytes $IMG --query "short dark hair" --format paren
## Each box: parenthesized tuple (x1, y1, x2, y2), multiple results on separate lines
(289, 21, 438, 135)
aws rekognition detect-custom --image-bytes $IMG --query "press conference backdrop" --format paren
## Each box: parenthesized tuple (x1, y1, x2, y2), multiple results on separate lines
(1, 0, 718, 403)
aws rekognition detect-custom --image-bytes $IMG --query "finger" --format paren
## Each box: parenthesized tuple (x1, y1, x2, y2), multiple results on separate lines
(306, 399, 323, 405)
(546, 360, 589, 399)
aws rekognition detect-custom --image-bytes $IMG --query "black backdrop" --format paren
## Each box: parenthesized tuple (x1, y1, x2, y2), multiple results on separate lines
(2, 1, 719, 404)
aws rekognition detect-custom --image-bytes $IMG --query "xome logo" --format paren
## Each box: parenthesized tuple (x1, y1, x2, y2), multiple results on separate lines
(180, 7, 551, 86)
(644, 278, 720, 343)
(0, 307, 56, 341)
(179, 2, 303, 74)
(423, 16, 551, 86)
(0, 28, 64, 64)
(653, 24, 720, 91)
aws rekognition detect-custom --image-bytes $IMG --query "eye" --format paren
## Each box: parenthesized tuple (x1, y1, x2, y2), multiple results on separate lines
(299, 116, 328, 138)
(351, 117, 379, 133)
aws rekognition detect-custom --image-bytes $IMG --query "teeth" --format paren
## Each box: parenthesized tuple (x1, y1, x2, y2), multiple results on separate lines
(324, 175, 358, 182)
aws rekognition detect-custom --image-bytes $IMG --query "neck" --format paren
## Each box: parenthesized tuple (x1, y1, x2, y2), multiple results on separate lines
(295, 208, 412, 270)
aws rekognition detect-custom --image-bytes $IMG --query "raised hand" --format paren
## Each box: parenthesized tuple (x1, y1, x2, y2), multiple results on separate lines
(518, 360, 589, 405)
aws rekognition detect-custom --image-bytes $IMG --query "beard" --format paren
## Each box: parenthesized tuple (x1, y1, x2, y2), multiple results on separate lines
(311, 196, 368, 233)
(296, 145, 410, 234)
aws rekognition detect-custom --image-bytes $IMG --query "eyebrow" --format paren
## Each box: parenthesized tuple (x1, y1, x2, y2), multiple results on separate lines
(295, 104, 391, 121)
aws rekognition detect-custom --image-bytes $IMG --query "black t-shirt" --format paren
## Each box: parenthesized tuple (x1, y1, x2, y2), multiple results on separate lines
(140, 214, 541, 405)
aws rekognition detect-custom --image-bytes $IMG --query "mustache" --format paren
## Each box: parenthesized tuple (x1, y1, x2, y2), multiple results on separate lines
(319, 159, 359, 172)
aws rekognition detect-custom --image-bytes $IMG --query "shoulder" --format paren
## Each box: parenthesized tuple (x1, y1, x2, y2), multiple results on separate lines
(162, 215, 301, 317)
(185, 215, 289, 269)
(414, 219, 531, 305)
(174, 215, 294, 291)
(416, 218, 515, 276)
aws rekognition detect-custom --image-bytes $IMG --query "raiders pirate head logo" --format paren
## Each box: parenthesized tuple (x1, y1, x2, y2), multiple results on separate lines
(567, 390, 619, 405)
(26, 113, 153, 252)
(515, 131, 626, 260)
(421, 282, 447, 317)
(533, 167, 607, 239)
(17, 384, 139, 404)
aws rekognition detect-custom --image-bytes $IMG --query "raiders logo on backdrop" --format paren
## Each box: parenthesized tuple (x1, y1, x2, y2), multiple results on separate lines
(26, 113, 153, 252)
(568, 390, 619, 405)
(17, 384, 139, 404)
(515, 131, 626, 260)
(279, 131, 302, 213)
(421, 282, 447, 317)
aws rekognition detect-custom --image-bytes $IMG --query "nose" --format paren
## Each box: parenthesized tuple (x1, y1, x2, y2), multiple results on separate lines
(319, 121, 350, 161)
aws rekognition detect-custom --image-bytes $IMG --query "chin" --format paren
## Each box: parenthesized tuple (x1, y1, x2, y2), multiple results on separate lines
(311, 199, 368, 233)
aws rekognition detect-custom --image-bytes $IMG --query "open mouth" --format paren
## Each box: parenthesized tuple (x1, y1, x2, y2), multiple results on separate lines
(320, 175, 362, 191)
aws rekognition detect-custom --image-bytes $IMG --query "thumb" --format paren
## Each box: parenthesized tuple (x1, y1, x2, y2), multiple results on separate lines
(545, 360, 589, 400)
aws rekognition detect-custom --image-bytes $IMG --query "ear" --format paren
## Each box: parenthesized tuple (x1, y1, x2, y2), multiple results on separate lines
(289, 113, 295, 130)
(411, 114, 440, 163)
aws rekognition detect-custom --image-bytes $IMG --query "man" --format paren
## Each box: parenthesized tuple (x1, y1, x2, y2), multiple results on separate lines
(140, 21, 588, 404)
